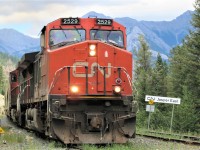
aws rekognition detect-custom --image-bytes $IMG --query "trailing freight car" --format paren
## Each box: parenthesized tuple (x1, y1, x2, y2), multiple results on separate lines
(5, 17, 137, 144)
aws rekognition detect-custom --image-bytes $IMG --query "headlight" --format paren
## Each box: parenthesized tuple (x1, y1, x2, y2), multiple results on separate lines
(89, 44, 96, 56)
(70, 86, 79, 93)
(89, 50, 96, 56)
(113, 86, 121, 94)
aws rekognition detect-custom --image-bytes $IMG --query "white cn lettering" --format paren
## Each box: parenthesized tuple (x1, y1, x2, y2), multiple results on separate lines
(105, 51, 108, 57)
(73, 62, 111, 78)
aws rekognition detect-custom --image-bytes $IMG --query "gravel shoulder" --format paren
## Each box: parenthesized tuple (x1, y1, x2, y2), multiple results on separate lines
(130, 136, 200, 150)
(0, 116, 65, 150)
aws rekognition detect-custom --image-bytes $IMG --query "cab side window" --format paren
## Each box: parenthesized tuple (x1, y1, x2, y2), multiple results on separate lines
(11, 74, 17, 82)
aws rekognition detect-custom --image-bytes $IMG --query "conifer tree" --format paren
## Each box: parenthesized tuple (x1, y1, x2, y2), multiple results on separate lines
(151, 53, 168, 96)
(134, 35, 152, 109)
(148, 54, 171, 130)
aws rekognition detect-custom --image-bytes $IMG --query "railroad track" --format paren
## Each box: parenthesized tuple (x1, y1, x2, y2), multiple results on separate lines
(136, 131, 200, 146)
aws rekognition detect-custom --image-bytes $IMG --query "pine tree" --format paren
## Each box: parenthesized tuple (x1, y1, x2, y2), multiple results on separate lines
(151, 53, 168, 96)
(134, 35, 152, 109)
(148, 54, 171, 130)
(168, 45, 188, 98)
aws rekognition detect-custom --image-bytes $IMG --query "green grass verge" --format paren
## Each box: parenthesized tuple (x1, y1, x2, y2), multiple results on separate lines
(0, 132, 25, 143)
(82, 142, 148, 150)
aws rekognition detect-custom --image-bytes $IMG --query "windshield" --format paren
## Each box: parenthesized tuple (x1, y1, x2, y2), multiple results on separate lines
(49, 29, 86, 47)
(90, 30, 124, 48)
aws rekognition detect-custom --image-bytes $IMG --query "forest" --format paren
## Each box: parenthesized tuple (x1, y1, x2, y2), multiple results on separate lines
(0, 51, 18, 95)
(135, 0, 200, 134)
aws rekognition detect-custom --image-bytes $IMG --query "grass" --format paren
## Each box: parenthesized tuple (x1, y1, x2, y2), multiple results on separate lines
(81, 141, 199, 150)
(0, 130, 26, 143)
(0, 122, 26, 144)
(81, 142, 148, 150)
(0, 126, 58, 150)
(47, 141, 64, 149)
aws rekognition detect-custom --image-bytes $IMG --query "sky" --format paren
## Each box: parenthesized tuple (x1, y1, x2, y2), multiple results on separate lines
(0, 0, 195, 37)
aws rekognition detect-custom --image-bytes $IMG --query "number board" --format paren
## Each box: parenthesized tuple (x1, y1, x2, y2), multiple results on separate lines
(61, 18, 80, 25)
(96, 19, 113, 26)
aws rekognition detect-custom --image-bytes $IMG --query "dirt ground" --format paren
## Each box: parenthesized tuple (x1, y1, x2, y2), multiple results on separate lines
(0, 94, 5, 115)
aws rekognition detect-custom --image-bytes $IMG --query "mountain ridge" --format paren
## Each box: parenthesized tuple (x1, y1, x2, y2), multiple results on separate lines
(0, 10, 193, 58)
(0, 28, 40, 57)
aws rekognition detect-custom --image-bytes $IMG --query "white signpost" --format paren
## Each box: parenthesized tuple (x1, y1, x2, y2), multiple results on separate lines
(145, 95, 181, 132)
(146, 105, 155, 130)
(145, 95, 181, 105)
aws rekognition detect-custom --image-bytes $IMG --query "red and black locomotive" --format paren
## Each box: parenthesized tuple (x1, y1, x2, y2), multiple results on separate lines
(5, 17, 137, 144)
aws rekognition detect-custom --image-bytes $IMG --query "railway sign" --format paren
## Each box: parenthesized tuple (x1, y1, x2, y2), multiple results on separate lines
(146, 105, 155, 112)
(145, 95, 181, 105)
(145, 95, 181, 132)
(148, 99, 154, 105)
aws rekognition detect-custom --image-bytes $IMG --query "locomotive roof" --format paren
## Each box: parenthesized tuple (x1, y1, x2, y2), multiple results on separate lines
(17, 51, 39, 70)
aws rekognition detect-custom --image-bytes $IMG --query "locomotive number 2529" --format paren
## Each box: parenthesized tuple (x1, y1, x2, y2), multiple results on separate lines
(96, 19, 112, 26)
(61, 18, 80, 25)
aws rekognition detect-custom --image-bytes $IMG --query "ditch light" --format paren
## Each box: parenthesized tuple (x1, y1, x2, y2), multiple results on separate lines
(70, 85, 79, 93)
(113, 85, 121, 94)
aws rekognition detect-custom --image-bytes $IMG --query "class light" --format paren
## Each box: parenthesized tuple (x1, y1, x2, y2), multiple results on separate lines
(113, 86, 121, 94)
(89, 44, 96, 51)
(70, 86, 79, 93)
(89, 44, 96, 56)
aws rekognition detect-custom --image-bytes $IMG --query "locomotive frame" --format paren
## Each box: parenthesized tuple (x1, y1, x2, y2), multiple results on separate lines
(5, 17, 137, 144)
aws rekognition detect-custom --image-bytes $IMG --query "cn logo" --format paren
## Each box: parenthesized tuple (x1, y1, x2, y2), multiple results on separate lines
(147, 96, 155, 101)
(72, 62, 111, 78)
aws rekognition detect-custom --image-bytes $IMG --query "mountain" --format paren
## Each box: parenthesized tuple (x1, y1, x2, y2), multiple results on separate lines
(84, 11, 193, 59)
(0, 29, 40, 57)
(82, 11, 112, 19)
(0, 11, 193, 59)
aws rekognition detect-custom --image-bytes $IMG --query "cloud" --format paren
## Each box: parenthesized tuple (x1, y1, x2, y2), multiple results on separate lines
(100, 0, 194, 21)
(0, 2, 78, 35)
(0, 0, 195, 36)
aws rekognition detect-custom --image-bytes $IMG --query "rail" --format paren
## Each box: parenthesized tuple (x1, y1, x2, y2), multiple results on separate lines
(136, 131, 200, 146)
